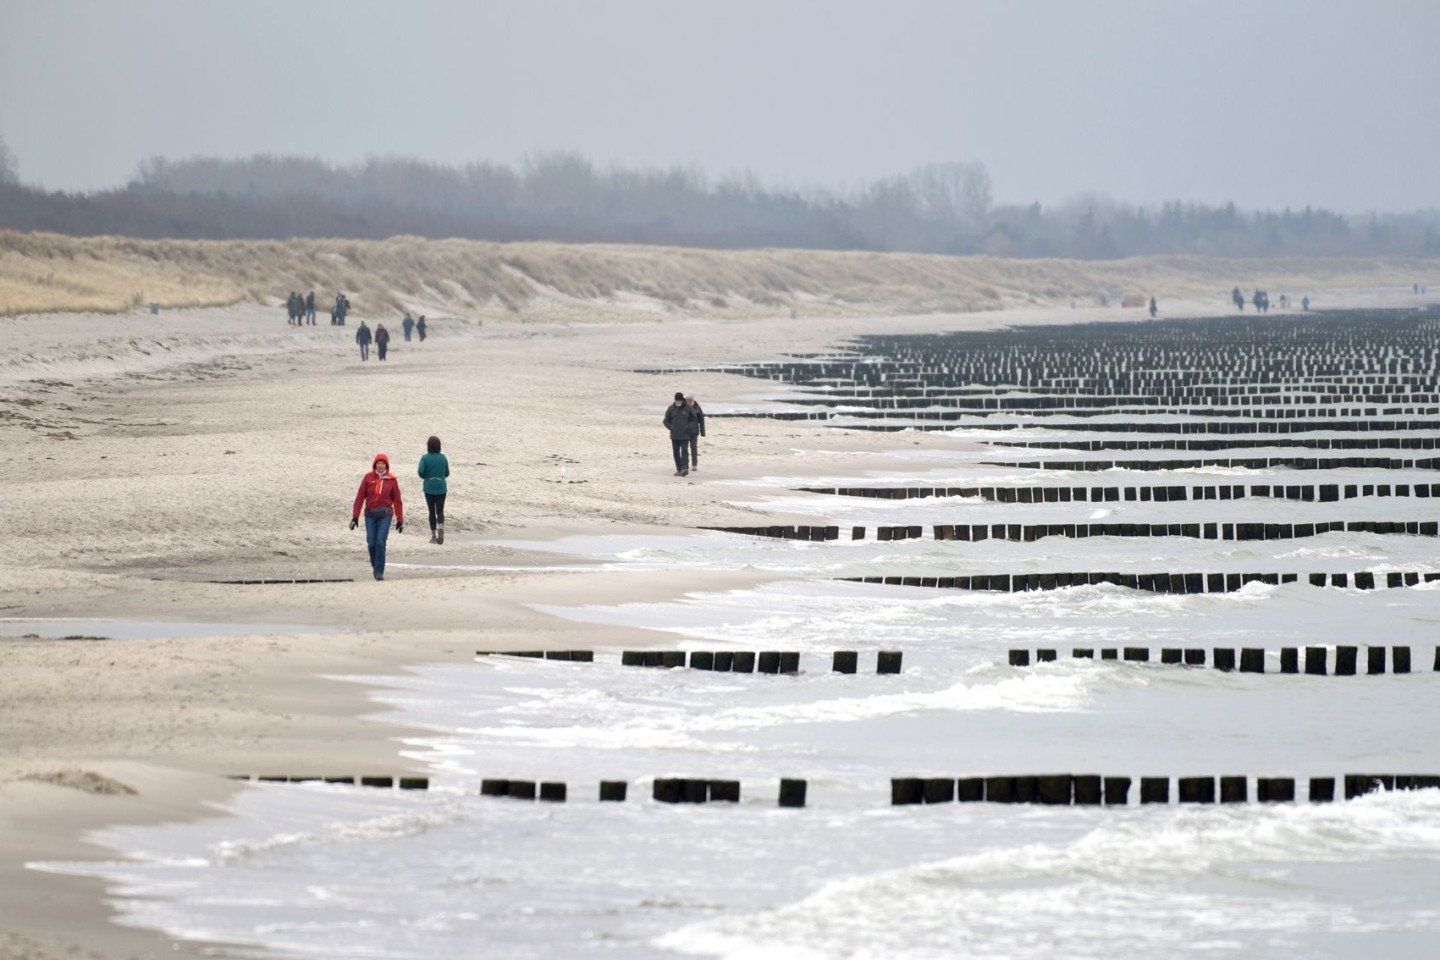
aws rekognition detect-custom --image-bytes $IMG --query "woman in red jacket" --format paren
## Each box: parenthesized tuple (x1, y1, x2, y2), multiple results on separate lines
(350, 453, 404, 580)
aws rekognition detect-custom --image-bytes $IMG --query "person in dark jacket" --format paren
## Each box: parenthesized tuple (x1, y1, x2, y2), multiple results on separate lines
(416, 315, 427, 342)
(375, 323, 390, 360)
(684, 393, 706, 471)
(305, 290, 316, 324)
(663, 391, 695, 476)
(417, 435, 450, 544)
(350, 452, 404, 580)
(356, 321, 372, 360)
(402, 313, 415, 341)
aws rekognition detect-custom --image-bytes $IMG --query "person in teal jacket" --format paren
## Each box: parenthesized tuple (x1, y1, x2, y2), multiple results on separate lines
(417, 435, 450, 544)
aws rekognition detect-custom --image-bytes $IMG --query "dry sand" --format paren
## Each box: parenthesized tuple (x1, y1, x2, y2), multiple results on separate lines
(0, 285, 1427, 958)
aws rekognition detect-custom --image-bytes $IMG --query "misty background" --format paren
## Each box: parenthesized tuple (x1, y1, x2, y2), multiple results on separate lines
(2, 0, 1437, 257)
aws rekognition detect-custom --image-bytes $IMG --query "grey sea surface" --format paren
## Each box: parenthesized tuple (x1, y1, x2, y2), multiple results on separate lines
(35, 448, 1440, 958)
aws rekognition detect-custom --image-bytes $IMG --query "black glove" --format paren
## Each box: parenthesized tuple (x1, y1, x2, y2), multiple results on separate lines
(349, 518, 357, 530)
(396, 522, 404, 533)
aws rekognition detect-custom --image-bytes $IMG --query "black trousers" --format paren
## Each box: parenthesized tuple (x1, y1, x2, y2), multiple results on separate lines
(671, 437, 689, 471)
(425, 492, 446, 530)
(688, 436, 700, 465)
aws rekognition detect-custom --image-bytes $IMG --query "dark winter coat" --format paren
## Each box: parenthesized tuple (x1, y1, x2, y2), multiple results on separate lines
(663, 401, 694, 440)
(685, 401, 705, 438)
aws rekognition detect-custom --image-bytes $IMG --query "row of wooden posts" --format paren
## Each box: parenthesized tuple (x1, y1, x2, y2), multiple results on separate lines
(227, 773, 1436, 806)
(843, 570, 1436, 593)
(799, 481, 1440, 501)
(476, 650, 902, 673)
(981, 455, 1440, 471)
(1007, 645, 1431, 674)
(707, 521, 1440, 543)
(481, 778, 807, 807)
(621, 649, 902, 674)
(890, 774, 1438, 805)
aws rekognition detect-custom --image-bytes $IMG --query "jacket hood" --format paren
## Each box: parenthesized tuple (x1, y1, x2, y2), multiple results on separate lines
(372, 453, 390, 471)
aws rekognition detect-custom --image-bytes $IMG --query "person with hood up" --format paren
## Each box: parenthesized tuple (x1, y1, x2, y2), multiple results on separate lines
(663, 391, 695, 476)
(375, 323, 391, 361)
(350, 453, 404, 580)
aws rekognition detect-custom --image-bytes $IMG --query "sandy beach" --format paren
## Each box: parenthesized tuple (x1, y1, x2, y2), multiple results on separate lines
(0, 286, 1428, 959)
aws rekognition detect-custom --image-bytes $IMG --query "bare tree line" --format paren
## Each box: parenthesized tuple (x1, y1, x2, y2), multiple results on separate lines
(2, 146, 1438, 259)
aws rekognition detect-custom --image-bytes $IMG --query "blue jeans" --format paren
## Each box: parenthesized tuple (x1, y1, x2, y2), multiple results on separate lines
(671, 437, 690, 472)
(365, 511, 392, 575)
(359, 342, 369, 360)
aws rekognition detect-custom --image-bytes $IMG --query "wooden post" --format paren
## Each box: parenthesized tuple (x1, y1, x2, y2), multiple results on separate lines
(877, 651, 903, 674)
(1394, 646, 1411, 673)
(689, 651, 715, 670)
(1239, 649, 1265, 673)
(778, 778, 807, 807)
(599, 781, 628, 802)
(1335, 646, 1357, 675)
(1178, 777, 1215, 803)
(1008, 650, 1031, 667)
(832, 651, 858, 674)
(1219, 776, 1247, 803)
(1037, 775, 1073, 805)
(713, 651, 734, 672)
(1305, 646, 1327, 675)
(1140, 777, 1169, 804)
(923, 777, 956, 803)
(653, 778, 682, 803)
(1257, 778, 1295, 802)
(1309, 777, 1335, 802)
(1073, 775, 1102, 805)
(956, 777, 984, 802)
(507, 780, 537, 800)
(891, 778, 923, 805)
(1104, 777, 1131, 805)
(1366, 646, 1386, 675)
(732, 651, 756, 673)
(480, 779, 509, 796)
(709, 780, 741, 802)
(539, 782, 567, 802)
(1213, 649, 1236, 672)
(1280, 648, 1299, 673)
(985, 776, 1016, 803)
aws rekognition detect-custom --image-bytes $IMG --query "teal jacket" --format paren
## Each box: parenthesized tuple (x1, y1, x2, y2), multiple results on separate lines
(417, 452, 449, 495)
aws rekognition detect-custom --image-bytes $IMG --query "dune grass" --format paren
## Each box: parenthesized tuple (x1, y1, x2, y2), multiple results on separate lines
(2, 230, 1436, 320)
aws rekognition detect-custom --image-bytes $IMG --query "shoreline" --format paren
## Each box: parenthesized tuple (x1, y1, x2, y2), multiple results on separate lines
(2, 287, 1431, 959)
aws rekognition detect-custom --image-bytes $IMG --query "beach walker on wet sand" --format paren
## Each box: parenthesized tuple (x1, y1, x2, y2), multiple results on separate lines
(350, 452, 404, 580)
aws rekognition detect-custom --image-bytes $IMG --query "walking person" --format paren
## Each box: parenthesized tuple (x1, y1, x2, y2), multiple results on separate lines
(685, 393, 706, 471)
(305, 290, 316, 324)
(416, 315, 427, 342)
(663, 391, 695, 476)
(375, 323, 390, 361)
(350, 453, 404, 580)
(402, 313, 415, 341)
(355, 321, 372, 360)
(417, 435, 450, 544)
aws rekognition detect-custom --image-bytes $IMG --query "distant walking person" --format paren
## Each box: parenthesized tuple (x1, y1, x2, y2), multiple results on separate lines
(335, 293, 350, 326)
(685, 393, 706, 471)
(402, 313, 415, 341)
(305, 290, 316, 324)
(417, 435, 450, 544)
(1148, 296, 1157, 319)
(350, 452, 404, 581)
(375, 323, 390, 360)
(664, 391, 695, 476)
(416, 315, 427, 342)
(356, 321, 372, 360)
(1232, 286, 1245, 311)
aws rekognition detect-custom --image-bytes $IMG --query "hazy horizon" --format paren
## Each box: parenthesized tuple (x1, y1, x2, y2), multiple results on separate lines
(2, 0, 1438, 214)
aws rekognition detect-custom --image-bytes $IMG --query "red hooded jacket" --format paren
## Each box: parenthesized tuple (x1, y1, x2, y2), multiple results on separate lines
(352, 453, 404, 524)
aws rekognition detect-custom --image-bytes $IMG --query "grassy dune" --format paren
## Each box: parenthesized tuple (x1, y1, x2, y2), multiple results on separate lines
(2, 230, 1436, 319)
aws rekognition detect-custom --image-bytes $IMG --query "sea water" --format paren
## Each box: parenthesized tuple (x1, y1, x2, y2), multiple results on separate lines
(37, 433, 1440, 958)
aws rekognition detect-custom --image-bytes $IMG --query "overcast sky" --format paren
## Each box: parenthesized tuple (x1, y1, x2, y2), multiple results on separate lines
(2, 0, 1437, 212)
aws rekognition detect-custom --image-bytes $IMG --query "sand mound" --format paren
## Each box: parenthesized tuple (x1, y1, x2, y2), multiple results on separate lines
(20, 770, 137, 796)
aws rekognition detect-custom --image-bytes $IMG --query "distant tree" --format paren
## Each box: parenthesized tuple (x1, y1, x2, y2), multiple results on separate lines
(0, 131, 18, 185)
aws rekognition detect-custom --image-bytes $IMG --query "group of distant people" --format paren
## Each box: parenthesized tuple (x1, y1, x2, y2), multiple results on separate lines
(282, 290, 353, 326)
(1231, 286, 1308, 313)
(354, 312, 427, 361)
